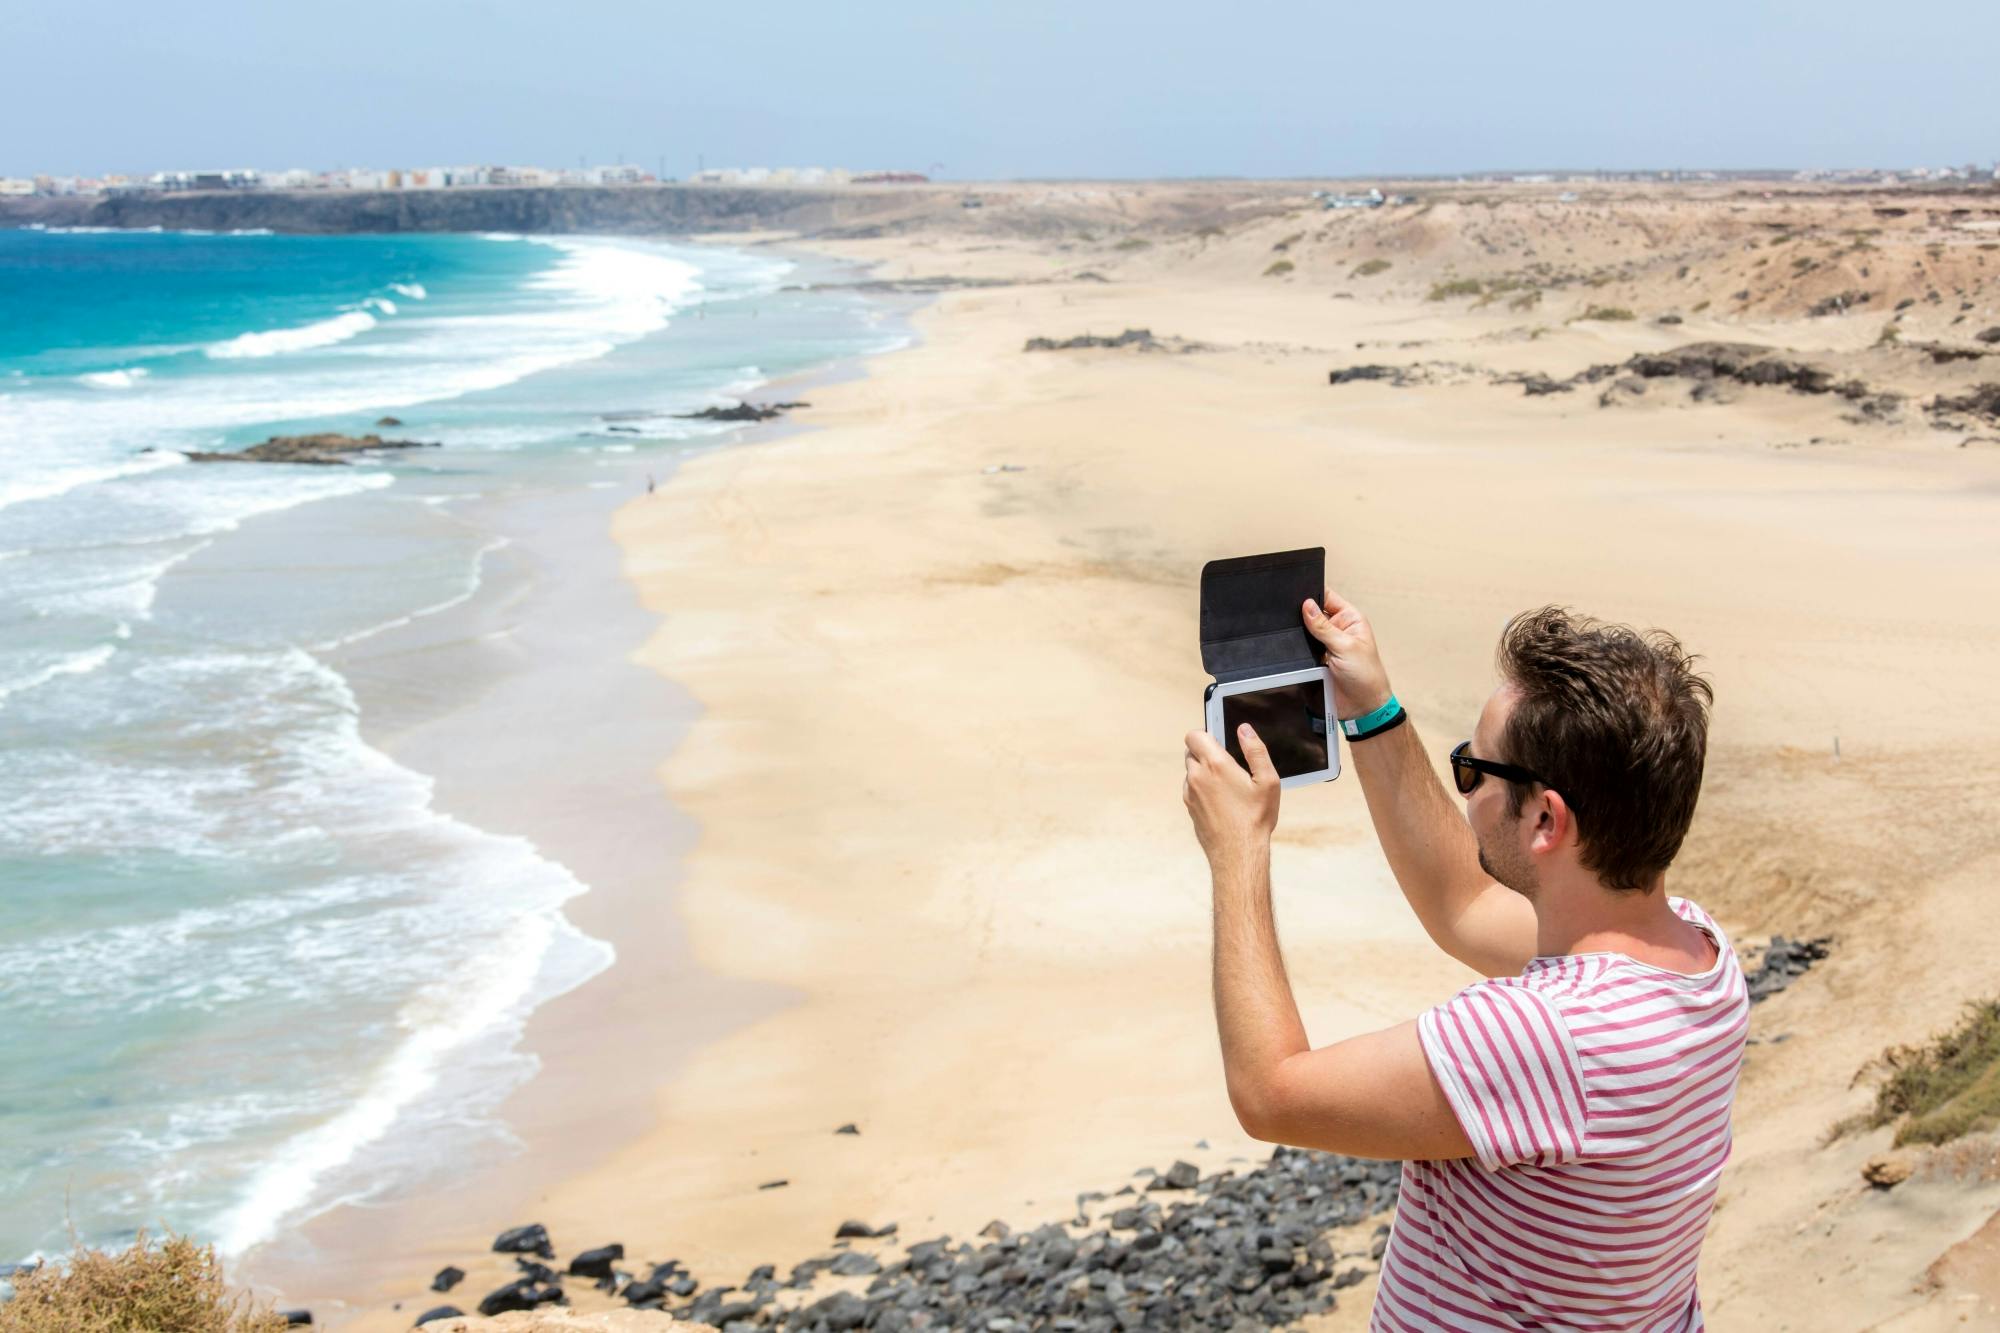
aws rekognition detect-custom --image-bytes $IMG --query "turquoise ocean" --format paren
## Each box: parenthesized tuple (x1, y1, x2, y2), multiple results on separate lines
(0, 226, 902, 1269)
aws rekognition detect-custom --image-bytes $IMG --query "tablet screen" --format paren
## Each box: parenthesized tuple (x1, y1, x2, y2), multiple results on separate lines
(1222, 682, 1330, 778)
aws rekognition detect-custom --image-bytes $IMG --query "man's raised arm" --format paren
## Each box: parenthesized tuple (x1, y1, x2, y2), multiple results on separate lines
(1303, 593, 1536, 978)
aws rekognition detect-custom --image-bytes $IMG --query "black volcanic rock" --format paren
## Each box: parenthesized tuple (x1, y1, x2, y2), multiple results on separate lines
(182, 432, 439, 466)
(491, 1222, 554, 1258)
(476, 1278, 562, 1317)
(413, 1307, 463, 1327)
(429, 1265, 464, 1293)
(567, 1244, 624, 1280)
(1746, 936, 1833, 1003)
(672, 400, 809, 423)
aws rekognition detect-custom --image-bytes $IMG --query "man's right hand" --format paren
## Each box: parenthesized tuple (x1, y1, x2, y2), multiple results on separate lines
(1302, 590, 1393, 720)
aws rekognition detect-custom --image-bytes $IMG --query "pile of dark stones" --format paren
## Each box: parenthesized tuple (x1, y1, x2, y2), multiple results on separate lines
(413, 1147, 1400, 1331)
(1745, 935, 1833, 1004)
(1325, 362, 1480, 388)
(1930, 383, 2000, 429)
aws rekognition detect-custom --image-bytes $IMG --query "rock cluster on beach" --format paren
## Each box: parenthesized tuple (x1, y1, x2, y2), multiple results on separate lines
(1744, 934, 1833, 1003)
(421, 1147, 1401, 1331)
(408, 923, 1837, 1331)
(173, 432, 441, 466)
(1329, 342, 1931, 423)
(1023, 328, 1206, 354)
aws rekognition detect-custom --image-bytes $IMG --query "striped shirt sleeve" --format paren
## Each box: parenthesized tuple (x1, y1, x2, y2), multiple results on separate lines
(1417, 981, 1589, 1171)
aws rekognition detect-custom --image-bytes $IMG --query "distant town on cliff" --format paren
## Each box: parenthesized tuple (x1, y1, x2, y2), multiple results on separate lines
(4, 159, 1999, 199)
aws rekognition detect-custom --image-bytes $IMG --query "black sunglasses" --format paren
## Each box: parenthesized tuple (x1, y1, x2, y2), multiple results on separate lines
(1449, 740, 1574, 811)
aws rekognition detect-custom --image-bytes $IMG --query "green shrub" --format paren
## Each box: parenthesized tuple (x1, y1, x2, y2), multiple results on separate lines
(1576, 306, 1636, 322)
(1508, 290, 1542, 312)
(1194, 225, 1224, 239)
(1426, 277, 1483, 302)
(1114, 237, 1151, 251)
(1272, 232, 1305, 253)
(0, 1229, 289, 1333)
(1350, 258, 1392, 278)
(1862, 1000, 2000, 1147)
(1263, 260, 1295, 277)
(1875, 322, 1903, 347)
(1691, 299, 1711, 313)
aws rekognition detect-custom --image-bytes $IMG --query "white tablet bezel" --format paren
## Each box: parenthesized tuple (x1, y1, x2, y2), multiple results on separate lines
(1205, 666, 1341, 789)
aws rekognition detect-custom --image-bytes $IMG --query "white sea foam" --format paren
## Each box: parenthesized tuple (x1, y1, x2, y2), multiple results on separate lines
(388, 282, 427, 300)
(0, 449, 185, 516)
(0, 643, 614, 1260)
(78, 367, 150, 389)
(212, 894, 608, 1258)
(207, 309, 379, 360)
(362, 296, 397, 316)
(0, 643, 116, 708)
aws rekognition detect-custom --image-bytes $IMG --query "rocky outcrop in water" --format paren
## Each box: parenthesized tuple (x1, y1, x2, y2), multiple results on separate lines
(672, 401, 811, 423)
(176, 432, 440, 465)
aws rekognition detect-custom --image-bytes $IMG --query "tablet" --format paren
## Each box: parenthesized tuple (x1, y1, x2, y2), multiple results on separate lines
(1204, 667, 1341, 789)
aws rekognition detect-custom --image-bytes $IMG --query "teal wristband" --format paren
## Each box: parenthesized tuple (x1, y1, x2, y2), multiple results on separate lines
(1340, 694, 1402, 738)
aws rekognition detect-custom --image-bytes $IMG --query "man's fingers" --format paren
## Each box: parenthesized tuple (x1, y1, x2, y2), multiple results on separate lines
(1302, 597, 1353, 649)
(1185, 729, 1225, 765)
(1235, 723, 1277, 783)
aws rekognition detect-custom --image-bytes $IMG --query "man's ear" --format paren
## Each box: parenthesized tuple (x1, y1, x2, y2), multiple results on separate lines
(1529, 792, 1567, 855)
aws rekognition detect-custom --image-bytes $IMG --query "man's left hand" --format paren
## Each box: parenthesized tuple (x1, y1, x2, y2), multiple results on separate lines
(1183, 724, 1281, 872)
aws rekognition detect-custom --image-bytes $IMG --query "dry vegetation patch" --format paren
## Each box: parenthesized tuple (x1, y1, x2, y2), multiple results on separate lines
(1847, 1001, 2000, 1147)
(0, 1230, 288, 1333)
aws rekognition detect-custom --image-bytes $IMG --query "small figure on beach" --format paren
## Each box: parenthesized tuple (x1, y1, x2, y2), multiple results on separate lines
(646, 473, 656, 495)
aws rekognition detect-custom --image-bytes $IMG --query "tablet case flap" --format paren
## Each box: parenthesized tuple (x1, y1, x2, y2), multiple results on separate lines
(1199, 548, 1325, 683)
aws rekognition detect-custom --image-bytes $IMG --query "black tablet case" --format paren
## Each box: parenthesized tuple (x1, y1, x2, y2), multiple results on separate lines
(1199, 547, 1326, 685)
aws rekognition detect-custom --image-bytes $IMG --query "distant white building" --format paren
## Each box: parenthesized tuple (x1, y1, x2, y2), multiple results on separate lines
(0, 177, 33, 196)
(269, 168, 315, 190)
(344, 168, 392, 190)
(151, 169, 262, 191)
(488, 165, 556, 187)
(1313, 187, 1385, 210)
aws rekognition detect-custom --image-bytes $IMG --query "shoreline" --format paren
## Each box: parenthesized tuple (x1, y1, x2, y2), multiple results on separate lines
(228, 246, 917, 1323)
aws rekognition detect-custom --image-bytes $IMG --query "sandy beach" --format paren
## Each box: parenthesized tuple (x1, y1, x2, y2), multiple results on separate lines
(314, 182, 2000, 1331)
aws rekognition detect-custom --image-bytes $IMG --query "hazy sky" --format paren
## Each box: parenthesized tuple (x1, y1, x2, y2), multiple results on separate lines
(6, 0, 1995, 179)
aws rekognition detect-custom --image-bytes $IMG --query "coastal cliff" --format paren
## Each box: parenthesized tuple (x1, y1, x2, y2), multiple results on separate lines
(0, 184, 954, 237)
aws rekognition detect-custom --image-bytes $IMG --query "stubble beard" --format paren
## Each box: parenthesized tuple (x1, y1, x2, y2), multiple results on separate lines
(1478, 828, 1540, 899)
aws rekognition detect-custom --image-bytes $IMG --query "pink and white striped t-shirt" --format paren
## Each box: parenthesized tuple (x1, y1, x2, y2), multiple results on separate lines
(1372, 896, 1747, 1332)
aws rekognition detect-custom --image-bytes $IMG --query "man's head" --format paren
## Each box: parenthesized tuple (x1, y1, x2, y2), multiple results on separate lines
(1462, 607, 1712, 899)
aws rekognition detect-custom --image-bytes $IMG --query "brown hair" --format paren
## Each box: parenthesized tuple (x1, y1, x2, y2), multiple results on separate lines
(1494, 606, 1713, 892)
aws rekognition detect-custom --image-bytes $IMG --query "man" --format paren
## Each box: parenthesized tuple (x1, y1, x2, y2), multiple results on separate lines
(1183, 592, 1746, 1331)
